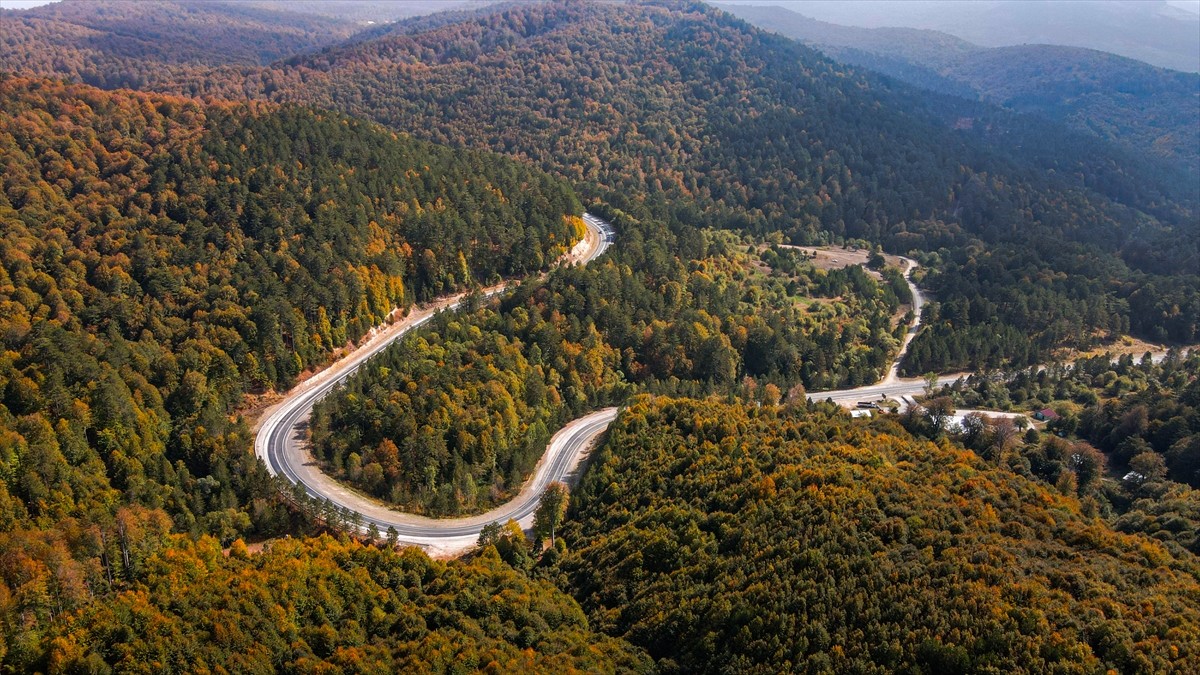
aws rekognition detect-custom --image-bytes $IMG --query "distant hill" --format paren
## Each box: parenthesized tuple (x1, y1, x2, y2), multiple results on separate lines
(243, 0, 496, 24)
(0, 0, 362, 89)
(724, 0, 1200, 73)
(1, 1, 1197, 369)
(720, 3, 1200, 171)
(71, 0, 1190, 371)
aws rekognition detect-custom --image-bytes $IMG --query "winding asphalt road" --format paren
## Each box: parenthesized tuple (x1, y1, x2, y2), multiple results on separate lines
(255, 214, 614, 554)
(808, 255, 953, 407)
(883, 256, 925, 385)
(256, 221, 946, 554)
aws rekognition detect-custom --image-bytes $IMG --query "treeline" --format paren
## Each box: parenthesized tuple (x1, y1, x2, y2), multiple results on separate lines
(0, 75, 577, 548)
(1077, 354, 1200, 487)
(899, 245, 1128, 374)
(559, 395, 1200, 673)
(899, 237, 1199, 375)
(4, 533, 651, 672)
(311, 212, 909, 514)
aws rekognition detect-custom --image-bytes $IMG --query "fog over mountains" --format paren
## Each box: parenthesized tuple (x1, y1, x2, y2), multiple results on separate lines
(718, 0, 1200, 72)
(721, 2, 1200, 171)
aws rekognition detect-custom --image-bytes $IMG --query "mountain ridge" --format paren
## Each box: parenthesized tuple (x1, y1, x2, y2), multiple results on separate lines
(723, 0, 1200, 73)
(719, 3, 1200, 171)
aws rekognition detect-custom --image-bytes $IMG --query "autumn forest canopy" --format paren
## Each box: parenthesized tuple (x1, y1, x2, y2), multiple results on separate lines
(0, 0, 1198, 672)
(151, 0, 1200, 370)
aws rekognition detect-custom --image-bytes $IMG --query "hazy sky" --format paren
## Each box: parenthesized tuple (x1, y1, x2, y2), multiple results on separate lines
(5, 0, 1199, 14)
(718, 1, 1200, 16)
(0, 0, 57, 7)
(719, 0, 1200, 71)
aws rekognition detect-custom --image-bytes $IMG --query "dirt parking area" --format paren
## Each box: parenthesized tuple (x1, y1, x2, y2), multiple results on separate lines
(780, 245, 910, 279)
(1057, 336, 1200, 361)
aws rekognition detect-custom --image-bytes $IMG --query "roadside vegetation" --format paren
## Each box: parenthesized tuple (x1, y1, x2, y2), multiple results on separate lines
(0, 75, 583, 662)
(311, 215, 911, 515)
(922, 350, 1200, 555)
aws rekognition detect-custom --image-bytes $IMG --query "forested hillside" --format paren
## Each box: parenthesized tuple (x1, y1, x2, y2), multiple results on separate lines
(245, 0, 490, 24)
(5, 534, 651, 671)
(120, 0, 1200, 374)
(560, 395, 1200, 673)
(722, 3, 1200, 171)
(0, 3, 1198, 670)
(311, 212, 912, 514)
(739, 0, 1200, 74)
(0, 74, 578, 554)
(0, 0, 360, 91)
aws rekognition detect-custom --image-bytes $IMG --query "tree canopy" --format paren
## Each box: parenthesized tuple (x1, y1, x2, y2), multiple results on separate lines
(560, 395, 1200, 673)
(0, 72, 579, 578)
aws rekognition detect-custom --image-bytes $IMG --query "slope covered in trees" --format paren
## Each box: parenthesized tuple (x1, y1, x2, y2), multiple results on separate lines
(125, 0, 1200, 374)
(0, 74, 578, 546)
(6, 533, 651, 672)
(560, 395, 1200, 673)
(245, 0, 489, 24)
(721, 3, 1200, 172)
(0, 4, 1197, 669)
(0, 0, 360, 91)
(311, 212, 911, 514)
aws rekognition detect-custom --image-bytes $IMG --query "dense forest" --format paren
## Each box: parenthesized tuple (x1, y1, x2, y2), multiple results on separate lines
(122, 0, 1197, 374)
(722, 3, 1200, 172)
(4, 2, 1197, 372)
(0, 73, 606, 670)
(311, 211, 912, 514)
(11, 393, 1200, 671)
(560, 395, 1200, 673)
(0, 74, 579, 559)
(1, 2, 1198, 672)
(5, 1, 1198, 373)
(5, 533, 651, 671)
(0, 0, 359, 91)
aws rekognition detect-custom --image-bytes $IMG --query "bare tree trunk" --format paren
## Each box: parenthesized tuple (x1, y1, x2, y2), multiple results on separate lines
(98, 527, 114, 590)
